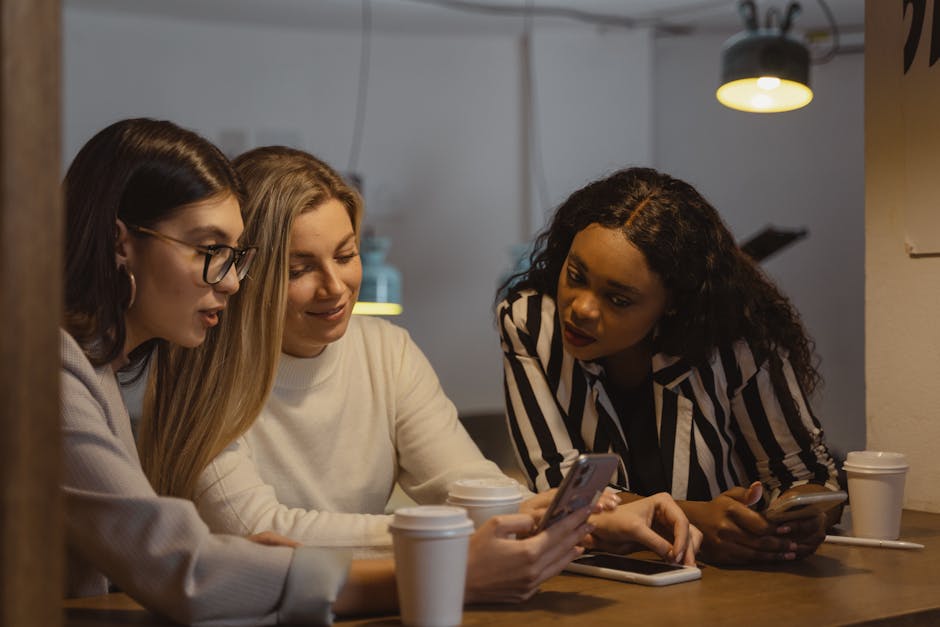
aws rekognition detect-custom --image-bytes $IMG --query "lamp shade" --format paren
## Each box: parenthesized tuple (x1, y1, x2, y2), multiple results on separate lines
(717, 29, 812, 113)
(353, 234, 402, 316)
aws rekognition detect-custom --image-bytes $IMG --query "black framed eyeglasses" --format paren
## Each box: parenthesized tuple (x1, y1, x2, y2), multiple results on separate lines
(127, 224, 258, 285)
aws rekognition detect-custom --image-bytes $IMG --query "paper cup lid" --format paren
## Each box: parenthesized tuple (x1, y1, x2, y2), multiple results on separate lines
(448, 478, 522, 501)
(446, 495, 524, 507)
(844, 451, 909, 470)
(389, 505, 473, 533)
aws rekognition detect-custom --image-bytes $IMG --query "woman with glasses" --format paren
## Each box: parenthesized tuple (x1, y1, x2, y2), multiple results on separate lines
(62, 118, 403, 624)
(497, 167, 842, 565)
(143, 146, 698, 605)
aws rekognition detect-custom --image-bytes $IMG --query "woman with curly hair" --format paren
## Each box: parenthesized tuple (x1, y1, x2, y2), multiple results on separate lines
(497, 167, 841, 565)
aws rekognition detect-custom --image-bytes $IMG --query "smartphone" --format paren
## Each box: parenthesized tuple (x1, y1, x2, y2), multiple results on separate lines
(764, 490, 848, 523)
(565, 552, 702, 586)
(535, 453, 619, 533)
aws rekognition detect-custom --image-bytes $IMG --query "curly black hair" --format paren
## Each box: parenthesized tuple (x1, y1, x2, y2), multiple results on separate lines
(500, 167, 821, 395)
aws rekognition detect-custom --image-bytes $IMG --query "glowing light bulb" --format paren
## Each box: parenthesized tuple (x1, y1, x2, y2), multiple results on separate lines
(756, 76, 781, 91)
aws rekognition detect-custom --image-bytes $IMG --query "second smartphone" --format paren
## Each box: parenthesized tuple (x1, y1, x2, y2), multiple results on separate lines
(566, 553, 702, 586)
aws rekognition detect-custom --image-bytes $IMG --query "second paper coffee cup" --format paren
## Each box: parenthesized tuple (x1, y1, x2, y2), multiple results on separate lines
(446, 478, 524, 529)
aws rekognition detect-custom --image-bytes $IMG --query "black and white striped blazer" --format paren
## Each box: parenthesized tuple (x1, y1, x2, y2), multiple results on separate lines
(498, 289, 840, 502)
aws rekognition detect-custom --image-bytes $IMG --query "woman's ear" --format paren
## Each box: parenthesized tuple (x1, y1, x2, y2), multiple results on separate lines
(115, 219, 131, 268)
(663, 291, 678, 318)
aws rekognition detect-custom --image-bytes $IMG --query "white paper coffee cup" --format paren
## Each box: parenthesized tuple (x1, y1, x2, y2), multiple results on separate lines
(843, 451, 909, 540)
(445, 478, 523, 529)
(388, 506, 473, 627)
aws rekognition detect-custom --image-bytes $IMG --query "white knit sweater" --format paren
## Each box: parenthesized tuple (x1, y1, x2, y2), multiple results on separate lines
(194, 316, 508, 550)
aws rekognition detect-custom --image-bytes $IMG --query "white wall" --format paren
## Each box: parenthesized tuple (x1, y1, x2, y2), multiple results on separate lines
(65, 8, 866, 456)
(865, 0, 940, 513)
(64, 8, 654, 413)
(529, 28, 653, 225)
(653, 34, 866, 456)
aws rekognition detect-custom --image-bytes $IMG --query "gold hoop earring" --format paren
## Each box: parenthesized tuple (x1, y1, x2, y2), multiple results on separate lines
(127, 269, 136, 309)
(118, 264, 137, 309)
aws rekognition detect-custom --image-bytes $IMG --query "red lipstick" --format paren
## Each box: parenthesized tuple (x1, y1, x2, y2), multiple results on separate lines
(563, 322, 596, 347)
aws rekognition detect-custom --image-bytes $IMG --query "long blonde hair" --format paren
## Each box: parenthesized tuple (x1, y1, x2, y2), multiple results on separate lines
(138, 146, 363, 498)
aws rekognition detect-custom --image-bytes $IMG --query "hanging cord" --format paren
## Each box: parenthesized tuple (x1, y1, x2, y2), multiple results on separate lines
(522, 0, 551, 222)
(811, 0, 840, 64)
(740, 0, 841, 64)
(348, 0, 373, 174)
(398, 0, 732, 32)
(764, 6, 782, 30)
(404, 0, 638, 28)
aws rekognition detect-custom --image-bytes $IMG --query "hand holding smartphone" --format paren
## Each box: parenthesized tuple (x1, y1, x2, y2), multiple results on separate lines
(764, 490, 847, 523)
(535, 454, 619, 533)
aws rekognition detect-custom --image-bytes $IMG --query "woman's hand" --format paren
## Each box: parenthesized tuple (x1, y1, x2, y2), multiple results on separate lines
(782, 513, 827, 558)
(581, 492, 699, 565)
(464, 508, 593, 604)
(518, 489, 556, 520)
(519, 488, 621, 527)
(245, 530, 301, 548)
(770, 485, 839, 559)
(682, 482, 798, 565)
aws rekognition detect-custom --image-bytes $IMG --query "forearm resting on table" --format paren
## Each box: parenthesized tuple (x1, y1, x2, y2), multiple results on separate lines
(333, 559, 397, 617)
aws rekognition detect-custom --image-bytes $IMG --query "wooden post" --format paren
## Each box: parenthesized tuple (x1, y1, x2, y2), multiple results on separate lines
(0, 0, 62, 626)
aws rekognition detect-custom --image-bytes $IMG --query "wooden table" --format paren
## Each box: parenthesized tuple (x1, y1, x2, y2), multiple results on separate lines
(65, 510, 940, 626)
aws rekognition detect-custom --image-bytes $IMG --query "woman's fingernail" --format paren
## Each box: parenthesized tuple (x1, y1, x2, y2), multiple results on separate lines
(777, 526, 791, 534)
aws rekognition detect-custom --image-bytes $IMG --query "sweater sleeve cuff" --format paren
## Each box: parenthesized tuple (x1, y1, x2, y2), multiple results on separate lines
(277, 547, 353, 625)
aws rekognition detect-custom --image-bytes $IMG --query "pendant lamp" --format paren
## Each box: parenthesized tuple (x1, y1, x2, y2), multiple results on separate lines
(353, 232, 403, 316)
(717, 1, 813, 113)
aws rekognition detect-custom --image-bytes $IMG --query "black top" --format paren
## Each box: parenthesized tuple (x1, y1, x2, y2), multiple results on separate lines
(605, 375, 670, 496)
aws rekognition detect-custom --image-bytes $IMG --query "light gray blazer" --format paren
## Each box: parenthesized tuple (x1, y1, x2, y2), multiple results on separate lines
(61, 330, 351, 626)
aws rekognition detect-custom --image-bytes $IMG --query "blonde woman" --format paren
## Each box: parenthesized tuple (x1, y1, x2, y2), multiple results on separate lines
(146, 147, 697, 603)
(63, 118, 400, 625)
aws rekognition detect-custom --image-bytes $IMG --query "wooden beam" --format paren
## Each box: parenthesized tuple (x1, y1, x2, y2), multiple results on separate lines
(0, 1, 62, 626)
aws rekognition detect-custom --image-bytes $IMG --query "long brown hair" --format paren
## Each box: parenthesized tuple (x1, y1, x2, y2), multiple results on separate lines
(501, 167, 821, 395)
(64, 118, 241, 369)
(141, 146, 362, 498)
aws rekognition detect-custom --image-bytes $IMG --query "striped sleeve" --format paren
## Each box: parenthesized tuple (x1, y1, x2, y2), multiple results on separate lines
(497, 291, 584, 492)
(726, 341, 840, 502)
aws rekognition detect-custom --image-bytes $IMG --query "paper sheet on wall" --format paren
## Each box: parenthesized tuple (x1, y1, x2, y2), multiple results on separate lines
(901, 0, 940, 256)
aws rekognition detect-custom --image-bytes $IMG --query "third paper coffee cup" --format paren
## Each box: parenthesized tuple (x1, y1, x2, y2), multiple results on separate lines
(843, 451, 909, 540)
(389, 506, 473, 627)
